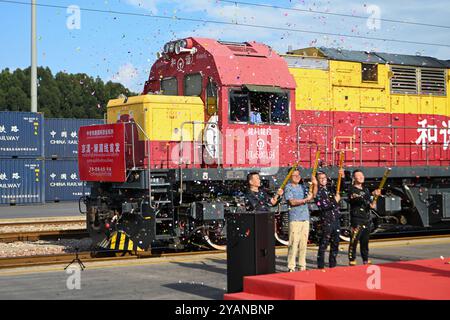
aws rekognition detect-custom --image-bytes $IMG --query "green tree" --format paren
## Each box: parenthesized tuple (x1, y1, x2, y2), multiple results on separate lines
(0, 67, 137, 118)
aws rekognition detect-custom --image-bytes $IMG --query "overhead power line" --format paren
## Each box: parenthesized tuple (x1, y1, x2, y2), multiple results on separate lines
(1, 0, 450, 48)
(217, 0, 450, 30)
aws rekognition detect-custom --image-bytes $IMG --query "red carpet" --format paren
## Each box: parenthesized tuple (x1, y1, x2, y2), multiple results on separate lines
(224, 258, 450, 300)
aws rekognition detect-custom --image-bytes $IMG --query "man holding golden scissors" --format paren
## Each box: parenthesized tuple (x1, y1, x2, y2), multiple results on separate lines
(285, 168, 315, 272)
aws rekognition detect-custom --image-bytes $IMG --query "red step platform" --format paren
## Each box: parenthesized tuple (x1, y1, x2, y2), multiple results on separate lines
(224, 258, 450, 300)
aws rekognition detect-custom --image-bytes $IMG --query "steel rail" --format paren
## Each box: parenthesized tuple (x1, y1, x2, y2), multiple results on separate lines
(0, 229, 88, 243)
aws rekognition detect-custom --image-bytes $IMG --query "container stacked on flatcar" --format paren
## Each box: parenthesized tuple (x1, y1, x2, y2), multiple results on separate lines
(44, 118, 104, 202)
(0, 111, 44, 205)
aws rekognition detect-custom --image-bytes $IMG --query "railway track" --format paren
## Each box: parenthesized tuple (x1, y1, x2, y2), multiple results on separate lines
(0, 218, 87, 243)
(0, 248, 222, 269)
(0, 219, 85, 228)
(1, 233, 449, 270)
(0, 229, 88, 243)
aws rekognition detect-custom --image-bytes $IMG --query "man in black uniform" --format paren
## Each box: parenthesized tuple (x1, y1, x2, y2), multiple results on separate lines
(312, 172, 341, 269)
(244, 172, 283, 212)
(347, 169, 381, 265)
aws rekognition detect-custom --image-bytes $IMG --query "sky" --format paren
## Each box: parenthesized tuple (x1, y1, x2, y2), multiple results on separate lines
(0, 0, 449, 93)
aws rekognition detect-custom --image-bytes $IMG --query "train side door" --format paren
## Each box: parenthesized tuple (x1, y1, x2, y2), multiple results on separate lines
(203, 79, 221, 164)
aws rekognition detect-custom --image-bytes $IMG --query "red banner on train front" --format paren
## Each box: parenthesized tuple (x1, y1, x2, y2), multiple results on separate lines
(78, 123, 126, 182)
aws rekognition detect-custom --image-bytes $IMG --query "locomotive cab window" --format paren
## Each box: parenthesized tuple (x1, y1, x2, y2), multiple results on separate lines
(229, 86, 289, 124)
(230, 91, 249, 122)
(184, 73, 202, 96)
(362, 63, 378, 82)
(249, 92, 270, 124)
(270, 93, 289, 123)
(161, 77, 178, 95)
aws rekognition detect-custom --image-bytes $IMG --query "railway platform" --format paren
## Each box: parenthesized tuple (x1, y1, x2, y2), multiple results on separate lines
(0, 236, 448, 300)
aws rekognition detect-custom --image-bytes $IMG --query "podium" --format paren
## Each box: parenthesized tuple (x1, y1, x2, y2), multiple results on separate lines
(226, 211, 275, 293)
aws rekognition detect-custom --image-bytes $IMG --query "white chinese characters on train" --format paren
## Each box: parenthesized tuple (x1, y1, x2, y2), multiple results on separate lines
(80, 143, 120, 154)
(416, 120, 450, 150)
(440, 121, 450, 150)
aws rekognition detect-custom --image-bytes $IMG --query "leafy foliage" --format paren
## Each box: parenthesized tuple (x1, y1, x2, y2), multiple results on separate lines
(0, 67, 137, 118)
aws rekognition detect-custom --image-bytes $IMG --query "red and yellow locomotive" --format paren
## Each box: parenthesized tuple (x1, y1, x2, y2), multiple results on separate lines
(78, 37, 450, 251)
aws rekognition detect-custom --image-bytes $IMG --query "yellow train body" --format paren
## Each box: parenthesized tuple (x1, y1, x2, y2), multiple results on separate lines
(286, 49, 450, 117)
(106, 95, 205, 142)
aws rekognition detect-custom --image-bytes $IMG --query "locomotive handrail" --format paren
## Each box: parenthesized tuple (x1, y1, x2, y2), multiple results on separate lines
(297, 123, 445, 169)
(126, 120, 154, 209)
(352, 125, 437, 167)
(332, 136, 356, 152)
(296, 124, 335, 166)
(179, 120, 216, 205)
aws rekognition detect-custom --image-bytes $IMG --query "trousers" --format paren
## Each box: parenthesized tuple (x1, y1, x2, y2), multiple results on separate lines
(348, 224, 370, 262)
(317, 218, 340, 269)
(287, 220, 310, 271)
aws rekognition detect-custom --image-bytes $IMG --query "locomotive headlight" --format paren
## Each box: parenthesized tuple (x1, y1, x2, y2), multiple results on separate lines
(175, 42, 181, 54)
(163, 43, 170, 53)
(169, 42, 175, 53)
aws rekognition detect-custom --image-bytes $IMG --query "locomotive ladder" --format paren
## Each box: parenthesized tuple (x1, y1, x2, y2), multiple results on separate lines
(149, 169, 176, 241)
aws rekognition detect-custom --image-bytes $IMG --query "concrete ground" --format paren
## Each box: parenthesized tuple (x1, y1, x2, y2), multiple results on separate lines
(0, 202, 81, 219)
(0, 236, 449, 300)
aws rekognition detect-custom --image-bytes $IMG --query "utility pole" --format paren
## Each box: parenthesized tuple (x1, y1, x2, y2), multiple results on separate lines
(31, 0, 37, 113)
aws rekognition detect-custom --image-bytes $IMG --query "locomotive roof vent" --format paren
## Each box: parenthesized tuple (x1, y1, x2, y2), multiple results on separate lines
(218, 40, 258, 54)
(217, 40, 250, 46)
